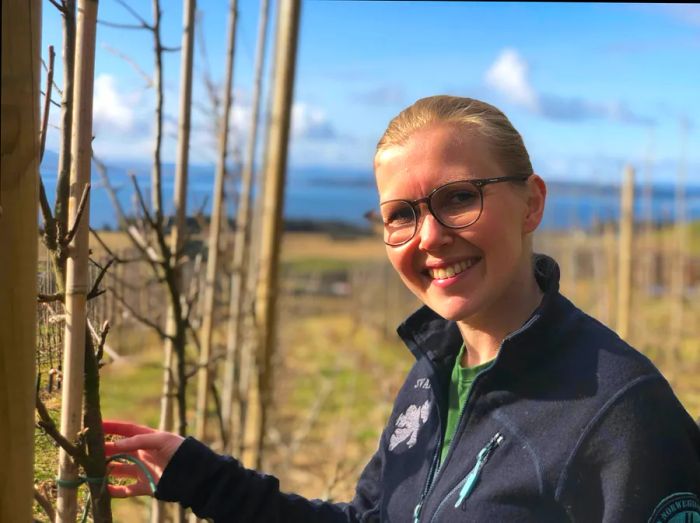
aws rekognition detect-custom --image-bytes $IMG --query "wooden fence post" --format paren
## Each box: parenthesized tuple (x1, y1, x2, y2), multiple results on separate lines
(616, 165, 635, 341)
(0, 1, 41, 520)
(242, 0, 301, 470)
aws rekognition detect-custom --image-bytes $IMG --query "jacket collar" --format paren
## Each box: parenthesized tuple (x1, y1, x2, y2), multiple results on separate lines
(396, 254, 571, 367)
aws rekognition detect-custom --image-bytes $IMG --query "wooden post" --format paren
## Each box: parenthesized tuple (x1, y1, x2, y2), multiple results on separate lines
(194, 0, 238, 442)
(154, 2, 196, 522)
(56, 1, 98, 521)
(0, 1, 41, 520)
(670, 119, 688, 361)
(242, 0, 301, 470)
(616, 165, 635, 341)
(222, 0, 270, 453)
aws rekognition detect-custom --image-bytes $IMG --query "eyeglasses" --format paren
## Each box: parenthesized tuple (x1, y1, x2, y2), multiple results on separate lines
(379, 174, 531, 246)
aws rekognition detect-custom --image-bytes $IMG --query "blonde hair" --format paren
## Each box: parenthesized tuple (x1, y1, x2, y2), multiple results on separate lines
(376, 95, 533, 177)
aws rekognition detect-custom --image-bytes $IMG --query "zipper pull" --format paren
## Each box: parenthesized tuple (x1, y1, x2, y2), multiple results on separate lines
(454, 432, 503, 509)
(413, 502, 422, 523)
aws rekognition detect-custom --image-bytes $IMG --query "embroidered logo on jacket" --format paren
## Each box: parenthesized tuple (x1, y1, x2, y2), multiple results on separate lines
(648, 492, 700, 523)
(389, 400, 431, 451)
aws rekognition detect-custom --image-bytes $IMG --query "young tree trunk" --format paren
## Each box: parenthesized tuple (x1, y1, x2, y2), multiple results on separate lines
(194, 0, 239, 443)
(0, 1, 41, 520)
(222, 0, 270, 454)
(56, 1, 99, 521)
(242, 0, 301, 470)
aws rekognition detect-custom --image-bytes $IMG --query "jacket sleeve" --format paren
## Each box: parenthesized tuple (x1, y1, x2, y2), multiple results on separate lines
(154, 436, 383, 522)
(556, 375, 700, 522)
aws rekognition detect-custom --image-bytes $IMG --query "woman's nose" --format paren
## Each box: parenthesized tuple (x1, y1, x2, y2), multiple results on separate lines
(417, 212, 452, 251)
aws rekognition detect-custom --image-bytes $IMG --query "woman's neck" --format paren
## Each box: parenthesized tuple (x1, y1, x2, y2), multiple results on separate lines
(456, 271, 544, 368)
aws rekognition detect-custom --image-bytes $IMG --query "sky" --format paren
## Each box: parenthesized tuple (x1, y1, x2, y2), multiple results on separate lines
(40, 1, 700, 185)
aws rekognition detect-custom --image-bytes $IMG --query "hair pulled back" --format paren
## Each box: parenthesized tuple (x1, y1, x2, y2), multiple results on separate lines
(376, 95, 533, 177)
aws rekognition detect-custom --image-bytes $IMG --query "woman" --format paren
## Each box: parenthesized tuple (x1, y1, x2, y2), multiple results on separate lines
(105, 96, 700, 522)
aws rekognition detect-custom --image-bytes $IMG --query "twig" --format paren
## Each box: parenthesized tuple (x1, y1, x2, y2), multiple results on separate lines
(48, 0, 65, 14)
(87, 318, 122, 363)
(109, 286, 171, 341)
(40, 45, 56, 162)
(87, 257, 115, 300)
(98, 19, 149, 30)
(129, 173, 155, 227)
(41, 58, 64, 96)
(115, 0, 152, 29)
(38, 292, 65, 304)
(96, 320, 110, 363)
(64, 183, 91, 245)
(39, 47, 57, 234)
(34, 485, 56, 522)
(89, 228, 139, 263)
(101, 43, 152, 87)
(39, 91, 62, 108)
(35, 395, 85, 465)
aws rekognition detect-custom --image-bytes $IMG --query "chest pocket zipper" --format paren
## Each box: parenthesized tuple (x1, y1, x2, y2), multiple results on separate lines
(454, 432, 504, 509)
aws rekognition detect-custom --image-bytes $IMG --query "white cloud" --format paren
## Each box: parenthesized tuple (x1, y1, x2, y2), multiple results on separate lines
(92, 74, 146, 134)
(291, 102, 336, 140)
(484, 48, 538, 111)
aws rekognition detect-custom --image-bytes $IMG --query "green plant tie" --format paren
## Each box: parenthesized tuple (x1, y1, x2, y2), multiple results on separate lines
(54, 453, 157, 523)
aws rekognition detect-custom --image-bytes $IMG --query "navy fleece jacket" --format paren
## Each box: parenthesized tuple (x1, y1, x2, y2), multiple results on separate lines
(155, 255, 700, 522)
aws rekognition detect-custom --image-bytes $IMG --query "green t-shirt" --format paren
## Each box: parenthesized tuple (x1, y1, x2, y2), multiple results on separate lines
(439, 344, 492, 466)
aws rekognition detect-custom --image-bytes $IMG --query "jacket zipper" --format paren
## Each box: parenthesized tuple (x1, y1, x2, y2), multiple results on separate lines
(453, 432, 503, 508)
(412, 315, 539, 523)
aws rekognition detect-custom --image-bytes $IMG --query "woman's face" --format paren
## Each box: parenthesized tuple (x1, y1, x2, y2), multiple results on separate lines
(374, 122, 544, 325)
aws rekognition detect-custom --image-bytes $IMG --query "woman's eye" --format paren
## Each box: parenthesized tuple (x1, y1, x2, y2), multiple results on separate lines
(444, 190, 477, 206)
(384, 207, 414, 226)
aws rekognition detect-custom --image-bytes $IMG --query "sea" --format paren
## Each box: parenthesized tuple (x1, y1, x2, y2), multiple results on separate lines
(39, 153, 700, 232)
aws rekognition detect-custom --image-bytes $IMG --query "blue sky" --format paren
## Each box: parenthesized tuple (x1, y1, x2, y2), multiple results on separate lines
(41, 1, 700, 185)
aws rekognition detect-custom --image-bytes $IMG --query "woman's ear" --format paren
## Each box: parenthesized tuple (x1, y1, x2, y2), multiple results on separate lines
(523, 174, 546, 234)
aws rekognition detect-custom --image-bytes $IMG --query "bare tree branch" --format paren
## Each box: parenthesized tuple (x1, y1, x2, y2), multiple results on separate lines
(48, 0, 65, 14)
(129, 173, 155, 227)
(63, 183, 91, 245)
(101, 43, 152, 87)
(39, 46, 57, 235)
(109, 286, 172, 341)
(114, 0, 152, 29)
(38, 292, 65, 304)
(95, 320, 110, 364)
(36, 395, 85, 465)
(34, 485, 56, 522)
(87, 257, 115, 300)
(89, 228, 140, 263)
(97, 19, 148, 31)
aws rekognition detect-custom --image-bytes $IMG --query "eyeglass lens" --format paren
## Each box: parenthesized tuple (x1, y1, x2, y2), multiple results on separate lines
(380, 181, 482, 245)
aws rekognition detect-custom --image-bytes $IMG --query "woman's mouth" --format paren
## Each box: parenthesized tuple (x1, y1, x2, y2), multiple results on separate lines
(427, 257, 481, 281)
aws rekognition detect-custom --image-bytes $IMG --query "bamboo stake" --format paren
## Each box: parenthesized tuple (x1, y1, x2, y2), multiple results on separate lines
(0, 1, 41, 520)
(242, 0, 301, 470)
(56, 1, 98, 521)
(670, 118, 688, 361)
(154, 2, 196, 522)
(193, 0, 239, 442)
(222, 0, 270, 453)
(616, 165, 635, 342)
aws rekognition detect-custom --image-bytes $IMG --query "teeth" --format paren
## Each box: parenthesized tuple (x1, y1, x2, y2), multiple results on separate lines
(428, 259, 477, 280)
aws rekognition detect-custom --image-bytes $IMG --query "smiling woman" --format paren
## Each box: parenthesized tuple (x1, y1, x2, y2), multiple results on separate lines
(103, 95, 700, 522)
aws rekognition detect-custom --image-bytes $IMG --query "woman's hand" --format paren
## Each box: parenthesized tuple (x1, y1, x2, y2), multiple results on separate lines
(103, 420, 185, 498)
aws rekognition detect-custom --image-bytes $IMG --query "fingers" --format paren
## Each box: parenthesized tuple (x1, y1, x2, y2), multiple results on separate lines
(108, 481, 152, 498)
(103, 420, 156, 438)
(105, 433, 162, 455)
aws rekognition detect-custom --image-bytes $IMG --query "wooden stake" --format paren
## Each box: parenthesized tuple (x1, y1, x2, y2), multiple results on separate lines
(0, 1, 41, 520)
(194, 0, 239, 442)
(242, 0, 301, 470)
(616, 165, 635, 341)
(154, 2, 197, 522)
(222, 0, 270, 454)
